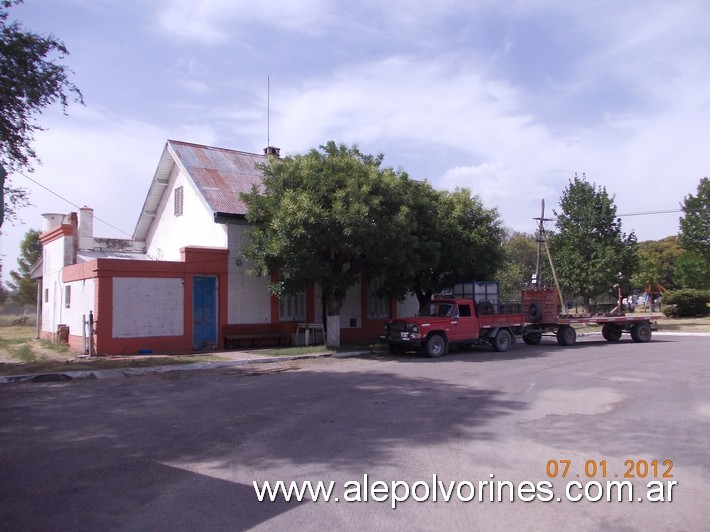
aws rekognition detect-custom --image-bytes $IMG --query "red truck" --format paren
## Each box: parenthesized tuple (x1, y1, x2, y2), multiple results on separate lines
(381, 298, 525, 357)
(382, 286, 662, 358)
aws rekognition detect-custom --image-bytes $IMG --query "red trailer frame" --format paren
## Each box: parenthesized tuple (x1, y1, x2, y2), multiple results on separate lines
(521, 287, 663, 346)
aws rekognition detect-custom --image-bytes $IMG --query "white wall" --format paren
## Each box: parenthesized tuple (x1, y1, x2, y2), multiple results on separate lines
(41, 236, 76, 335)
(146, 167, 227, 261)
(112, 277, 184, 338)
(339, 276, 362, 329)
(226, 224, 271, 323)
(397, 293, 420, 318)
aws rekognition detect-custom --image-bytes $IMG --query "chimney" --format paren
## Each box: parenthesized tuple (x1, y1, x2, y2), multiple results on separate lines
(41, 213, 66, 232)
(263, 146, 280, 158)
(78, 206, 94, 249)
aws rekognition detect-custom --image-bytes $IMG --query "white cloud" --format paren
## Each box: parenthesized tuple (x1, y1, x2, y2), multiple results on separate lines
(155, 0, 335, 44)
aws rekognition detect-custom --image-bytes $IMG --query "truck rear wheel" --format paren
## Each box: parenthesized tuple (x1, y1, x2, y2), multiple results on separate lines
(630, 323, 652, 343)
(602, 324, 623, 342)
(556, 325, 577, 346)
(425, 334, 447, 358)
(492, 329, 514, 352)
(522, 331, 542, 345)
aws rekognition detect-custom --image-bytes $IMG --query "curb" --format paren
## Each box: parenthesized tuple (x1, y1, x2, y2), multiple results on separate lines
(0, 351, 368, 385)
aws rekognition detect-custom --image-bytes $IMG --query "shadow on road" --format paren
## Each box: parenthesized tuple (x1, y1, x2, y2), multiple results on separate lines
(0, 364, 526, 529)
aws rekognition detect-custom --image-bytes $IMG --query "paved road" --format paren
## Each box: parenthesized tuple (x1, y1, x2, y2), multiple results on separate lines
(1, 335, 708, 531)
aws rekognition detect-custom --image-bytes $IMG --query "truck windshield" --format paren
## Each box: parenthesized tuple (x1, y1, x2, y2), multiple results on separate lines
(420, 302, 456, 317)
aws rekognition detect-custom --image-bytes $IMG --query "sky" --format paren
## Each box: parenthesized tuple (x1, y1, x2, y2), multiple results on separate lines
(2, 0, 709, 281)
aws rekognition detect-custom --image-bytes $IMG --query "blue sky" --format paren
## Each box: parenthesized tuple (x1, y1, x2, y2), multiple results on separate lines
(2, 0, 709, 279)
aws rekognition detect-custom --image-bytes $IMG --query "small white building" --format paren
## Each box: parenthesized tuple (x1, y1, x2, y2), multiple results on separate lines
(38, 140, 418, 355)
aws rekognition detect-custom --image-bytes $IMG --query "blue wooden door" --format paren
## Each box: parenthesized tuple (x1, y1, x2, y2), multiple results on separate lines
(193, 276, 217, 349)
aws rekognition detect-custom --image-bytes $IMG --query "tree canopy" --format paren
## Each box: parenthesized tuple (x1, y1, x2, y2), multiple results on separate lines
(403, 185, 504, 310)
(675, 177, 710, 289)
(679, 177, 709, 259)
(1, 0, 83, 224)
(550, 175, 637, 306)
(241, 141, 413, 346)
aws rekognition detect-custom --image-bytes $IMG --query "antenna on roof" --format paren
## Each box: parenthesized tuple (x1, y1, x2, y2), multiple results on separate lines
(263, 77, 280, 158)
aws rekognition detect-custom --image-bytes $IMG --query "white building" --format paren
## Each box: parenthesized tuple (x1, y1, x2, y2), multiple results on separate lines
(38, 140, 418, 355)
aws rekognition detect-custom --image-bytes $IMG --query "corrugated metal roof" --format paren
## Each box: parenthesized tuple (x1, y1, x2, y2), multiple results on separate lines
(169, 140, 267, 216)
(133, 140, 269, 241)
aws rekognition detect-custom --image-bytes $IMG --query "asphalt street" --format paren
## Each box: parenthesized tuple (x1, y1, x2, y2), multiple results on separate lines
(0, 334, 708, 531)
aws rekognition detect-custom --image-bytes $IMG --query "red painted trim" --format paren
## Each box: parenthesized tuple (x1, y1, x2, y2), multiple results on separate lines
(39, 224, 74, 245)
(59, 246, 229, 355)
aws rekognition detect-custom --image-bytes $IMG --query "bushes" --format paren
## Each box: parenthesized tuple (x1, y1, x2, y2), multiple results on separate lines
(662, 289, 710, 317)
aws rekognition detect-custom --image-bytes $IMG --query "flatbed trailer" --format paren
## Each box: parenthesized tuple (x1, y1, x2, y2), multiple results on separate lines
(520, 287, 663, 346)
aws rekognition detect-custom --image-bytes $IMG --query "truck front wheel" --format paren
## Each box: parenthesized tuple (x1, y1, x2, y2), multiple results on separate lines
(492, 329, 514, 352)
(425, 334, 447, 358)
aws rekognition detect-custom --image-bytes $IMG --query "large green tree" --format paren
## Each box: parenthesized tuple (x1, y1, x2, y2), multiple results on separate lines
(404, 185, 504, 310)
(0, 0, 83, 225)
(551, 175, 637, 308)
(241, 142, 414, 347)
(6, 227, 40, 307)
(679, 177, 709, 259)
(676, 177, 710, 288)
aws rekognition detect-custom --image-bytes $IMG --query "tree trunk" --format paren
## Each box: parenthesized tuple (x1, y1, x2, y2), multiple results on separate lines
(324, 288, 345, 347)
(326, 314, 340, 348)
(415, 289, 433, 314)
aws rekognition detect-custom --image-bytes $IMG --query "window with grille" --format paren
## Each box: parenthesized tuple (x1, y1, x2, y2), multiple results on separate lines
(367, 275, 391, 319)
(174, 186, 184, 216)
(278, 291, 306, 322)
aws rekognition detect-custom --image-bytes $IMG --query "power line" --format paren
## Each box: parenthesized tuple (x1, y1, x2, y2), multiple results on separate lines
(617, 209, 683, 217)
(14, 170, 134, 238)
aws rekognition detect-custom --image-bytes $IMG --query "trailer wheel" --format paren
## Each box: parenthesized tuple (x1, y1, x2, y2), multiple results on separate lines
(528, 302, 543, 322)
(522, 332, 542, 345)
(556, 325, 577, 346)
(425, 334, 447, 358)
(492, 329, 514, 352)
(630, 323, 652, 343)
(602, 324, 623, 342)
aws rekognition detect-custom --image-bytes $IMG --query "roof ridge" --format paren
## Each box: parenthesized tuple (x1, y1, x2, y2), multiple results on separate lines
(167, 139, 268, 158)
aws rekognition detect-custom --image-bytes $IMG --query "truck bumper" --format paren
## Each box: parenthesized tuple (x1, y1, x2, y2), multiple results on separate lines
(380, 335, 423, 348)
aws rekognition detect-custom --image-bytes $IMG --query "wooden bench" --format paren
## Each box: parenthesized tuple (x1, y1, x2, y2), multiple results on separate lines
(224, 333, 285, 349)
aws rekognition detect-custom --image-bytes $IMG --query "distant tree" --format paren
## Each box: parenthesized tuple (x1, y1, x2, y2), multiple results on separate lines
(6, 228, 40, 307)
(241, 141, 413, 347)
(404, 185, 504, 310)
(551, 175, 637, 308)
(0, 283, 7, 305)
(633, 237, 683, 290)
(496, 231, 538, 299)
(0, 0, 83, 225)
